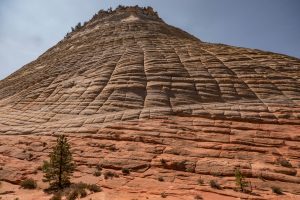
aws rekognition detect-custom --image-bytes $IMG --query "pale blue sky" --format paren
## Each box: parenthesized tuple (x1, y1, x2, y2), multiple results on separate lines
(0, 0, 300, 80)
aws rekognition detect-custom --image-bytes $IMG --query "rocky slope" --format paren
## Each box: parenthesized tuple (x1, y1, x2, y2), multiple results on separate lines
(0, 6, 300, 200)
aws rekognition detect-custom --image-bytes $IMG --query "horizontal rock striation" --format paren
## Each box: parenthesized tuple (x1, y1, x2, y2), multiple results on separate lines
(0, 6, 300, 200)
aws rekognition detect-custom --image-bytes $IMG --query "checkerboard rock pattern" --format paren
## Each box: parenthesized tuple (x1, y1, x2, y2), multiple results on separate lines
(0, 6, 299, 199)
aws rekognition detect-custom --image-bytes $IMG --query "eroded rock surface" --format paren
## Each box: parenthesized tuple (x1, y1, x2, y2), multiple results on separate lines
(0, 6, 300, 200)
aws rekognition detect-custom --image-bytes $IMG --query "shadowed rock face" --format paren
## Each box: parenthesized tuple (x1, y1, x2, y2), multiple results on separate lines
(0, 6, 300, 200)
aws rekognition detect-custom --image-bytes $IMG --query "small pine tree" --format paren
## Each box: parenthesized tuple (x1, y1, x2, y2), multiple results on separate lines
(42, 135, 75, 189)
(235, 168, 248, 192)
(75, 22, 81, 30)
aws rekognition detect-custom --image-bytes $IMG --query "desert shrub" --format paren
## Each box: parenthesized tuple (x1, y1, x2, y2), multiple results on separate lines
(104, 171, 116, 179)
(235, 168, 248, 192)
(20, 178, 37, 189)
(73, 184, 88, 198)
(161, 192, 167, 198)
(122, 168, 130, 175)
(93, 170, 101, 177)
(74, 182, 88, 189)
(79, 189, 87, 198)
(87, 184, 102, 192)
(175, 160, 187, 171)
(277, 157, 292, 168)
(210, 180, 221, 190)
(272, 186, 283, 195)
(66, 190, 78, 200)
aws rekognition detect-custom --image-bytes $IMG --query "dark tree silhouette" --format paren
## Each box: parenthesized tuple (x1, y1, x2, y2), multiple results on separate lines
(42, 135, 75, 189)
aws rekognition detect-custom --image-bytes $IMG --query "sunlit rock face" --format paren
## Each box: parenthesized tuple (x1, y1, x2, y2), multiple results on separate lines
(0, 6, 300, 200)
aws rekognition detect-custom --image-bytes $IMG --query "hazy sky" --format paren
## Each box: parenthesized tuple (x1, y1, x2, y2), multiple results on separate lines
(0, 0, 300, 80)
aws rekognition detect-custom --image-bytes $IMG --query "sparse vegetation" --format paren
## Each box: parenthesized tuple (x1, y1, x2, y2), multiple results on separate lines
(210, 180, 221, 190)
(66, 190, 78, 200)
(235, 168, 248, 192)
(175, 160, 187, 171)
(87, 184, 102, 192)
(20, 178, 37, 189)
(104, 171, 116, 179)
(93, 170, 101, 177)
(158, 176, 164, 182)
(42, 135, 76, 190)
(53, 182, 102, 200)
(272, 186, 283, 195)
(71, 22, 82, 32)
(161, 192, 167, 198)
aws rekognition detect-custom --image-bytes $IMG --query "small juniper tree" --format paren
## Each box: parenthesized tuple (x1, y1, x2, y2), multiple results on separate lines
(235, 168, 248, 192)
(43, 135, 75, 189)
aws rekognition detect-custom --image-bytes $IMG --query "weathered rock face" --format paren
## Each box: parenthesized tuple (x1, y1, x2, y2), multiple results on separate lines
(0, 6, 300, 200)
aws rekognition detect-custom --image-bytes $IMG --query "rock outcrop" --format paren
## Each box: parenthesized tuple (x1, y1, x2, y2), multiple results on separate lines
(0, 6, 299, 200)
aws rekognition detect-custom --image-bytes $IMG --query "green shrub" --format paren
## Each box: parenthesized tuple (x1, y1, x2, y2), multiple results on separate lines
(210, 180, 221, 190)
(87, 184, 102, 192)
(79, 189, 87, 198)
(66, 190, 78, 200)
(235, 168, 248, 192)
(93, 170, 101, 177)
(42, 135, 75, 189)
(104, 171, 115, 179)
(272, 186, 283, 195)
(20, 178, 37, 189)
(72, 182, 87, 189)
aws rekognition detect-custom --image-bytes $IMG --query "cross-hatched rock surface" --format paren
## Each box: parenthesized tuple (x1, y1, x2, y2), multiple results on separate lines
(0, 6, 300, 200)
